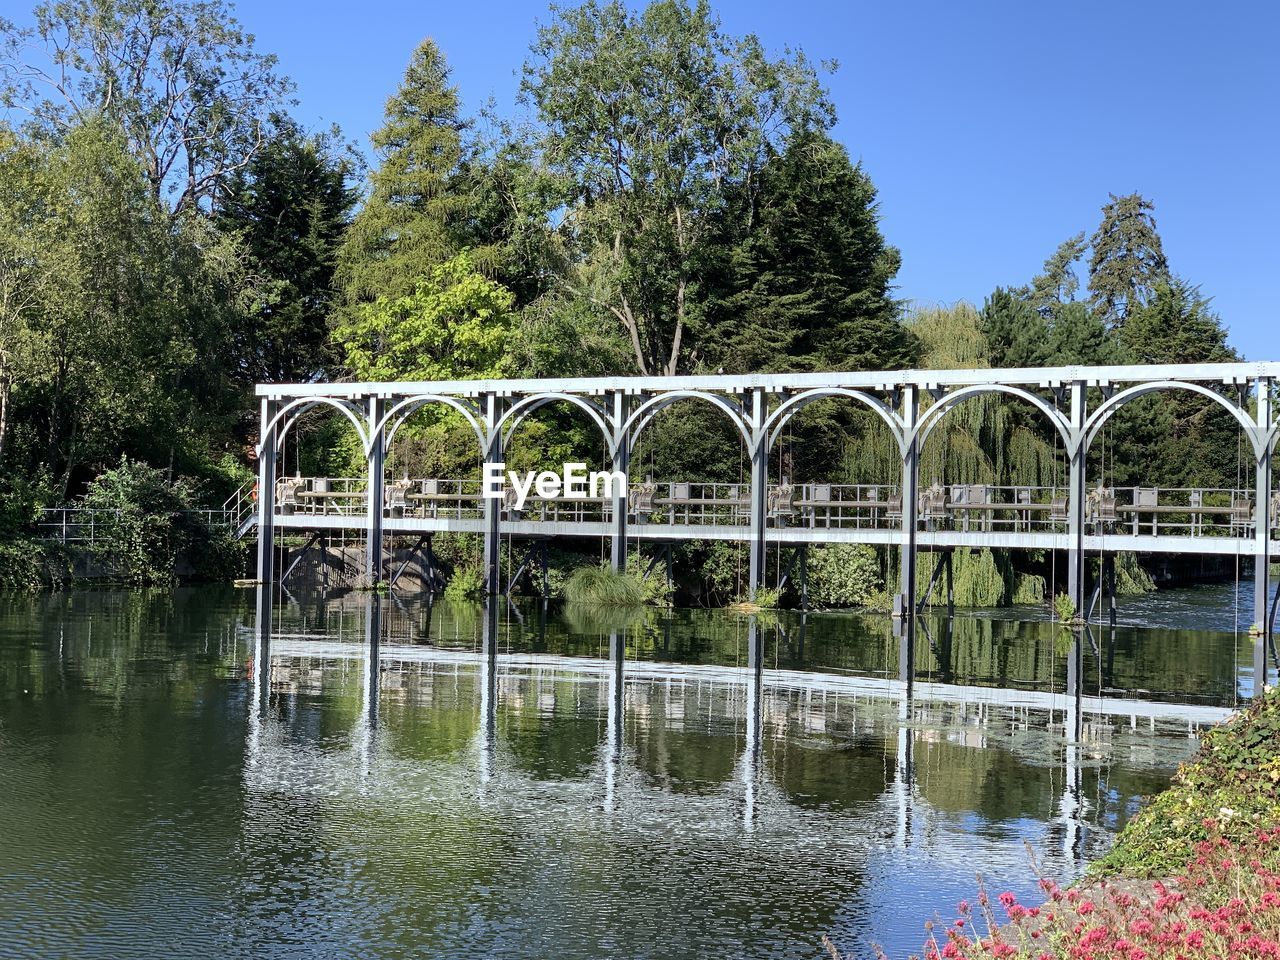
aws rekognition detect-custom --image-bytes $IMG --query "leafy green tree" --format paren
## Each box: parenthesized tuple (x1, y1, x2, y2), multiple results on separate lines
(1, 0, 293, 214)
(1044, 301, 1124, 366)
(335, 39, 478, 320)
(333, 251, 516, 382)
(216, 122, 358, 385)
(708, 130, 915, 374)
(0, 120, 241, 493)
(522, 0, 834, 375)
(1119, 278, 1236, 365)
(1088, 192, 1170, 327)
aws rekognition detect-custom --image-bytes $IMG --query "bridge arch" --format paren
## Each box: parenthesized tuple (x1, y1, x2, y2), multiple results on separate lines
(911, 384, 1075, 456)
(621, 391, 752, 451)
(260, 397, 370, 459)
(373, 394, 487, 458)
(763, 388, 904, 454)
(1082, 381, 1263, 460)
(496, 393, 616, 457)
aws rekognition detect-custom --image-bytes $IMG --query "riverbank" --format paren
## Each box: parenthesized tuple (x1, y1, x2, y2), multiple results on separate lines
(869, 687, 1280, 958)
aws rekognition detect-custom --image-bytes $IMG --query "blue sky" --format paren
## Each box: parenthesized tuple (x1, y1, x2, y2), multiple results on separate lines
(23, 0, 1280, 358)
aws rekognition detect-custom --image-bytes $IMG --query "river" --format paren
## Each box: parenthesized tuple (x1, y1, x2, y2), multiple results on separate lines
(0, 581, 1260, 958)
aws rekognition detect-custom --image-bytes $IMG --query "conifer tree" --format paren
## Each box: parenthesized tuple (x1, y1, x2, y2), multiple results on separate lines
(334, 39, 470, 320)
(1088, 192, 1170, 327)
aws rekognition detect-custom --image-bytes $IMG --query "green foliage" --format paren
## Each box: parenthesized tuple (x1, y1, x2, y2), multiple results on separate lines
(708, 130, 915, 375)
(332, 251, 517, 382)
(335, 39, 475, 317)
(0, 538, 73, 591)
(625, 553, 674, 606)
(216, 121, 359, 384)
(1089, 192, 1170, 327)
(1094, 686, 1280, 877)
(523, 0, 834, 375)
(444, 564, 483, 601)
(1053, 592, 1077, 622)
(1114, 552, 1156, 596)
(2, 0, 293, 213)
(806, 544, 881, 609)
(563, 565, 646, 606)
(80, 457, 236, 584)
(748, 586, 781, 609)
(1009, 572, 1046, 605)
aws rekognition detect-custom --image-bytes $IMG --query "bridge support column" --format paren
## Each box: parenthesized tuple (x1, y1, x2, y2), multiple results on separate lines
(255, 396, 277, 584)
(1066, 381, 1088, 618)
(610, 391, 630, 574)
(747, 388, 769, 600)
(897, 385, 920, 687)
(1255, 378, 1272, 690)
(364, 395, 385, 585)
(483, 393, 504, 596)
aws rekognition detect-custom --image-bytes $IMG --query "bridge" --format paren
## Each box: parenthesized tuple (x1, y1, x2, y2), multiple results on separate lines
(246, 362, 1280, 688)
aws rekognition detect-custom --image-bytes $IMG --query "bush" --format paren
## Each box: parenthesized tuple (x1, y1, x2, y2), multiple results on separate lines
(0, 539, 73, 591)
(80, 457, 232, 585)
(444, 564, 483, 601)
(1092, 685, 1280, 877)
(807, 543, 881, 608)
(1053, 591, 1077, 622)
(563, 565, 645, 606)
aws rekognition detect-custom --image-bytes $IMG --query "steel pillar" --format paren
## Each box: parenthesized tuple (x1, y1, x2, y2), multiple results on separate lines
(1066, 381, 1087, 618)
(255, 397, 277, 583)
(1255, 378, 1273, 690)
(897, 385, 920, 686)
(365, 395, 385, 584)
(747, 388, 768, 599)
(482, 393, 503, 596)
(610, 391, 630, 573)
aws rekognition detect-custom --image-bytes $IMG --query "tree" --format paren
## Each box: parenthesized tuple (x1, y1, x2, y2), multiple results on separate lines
(1, 0, 293, 214)
(332, 251, 516, 383)
(335, 38, 478, 320)
(216, 122, 358, 385)
(980, 287, 1048, 368)
(522, 0, 834, 375)
(1088, 192, 1170, 327)
(1027, 232, 1087, 319)
(708, 130, 915, 374)
(1119, 278, 1236, 365)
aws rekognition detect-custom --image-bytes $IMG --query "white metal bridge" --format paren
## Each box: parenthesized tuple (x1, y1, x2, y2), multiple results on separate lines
(245, 362, 1280, 688)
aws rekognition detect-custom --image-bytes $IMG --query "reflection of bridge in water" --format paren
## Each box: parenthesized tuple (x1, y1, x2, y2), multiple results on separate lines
(245, 589, 1229, 867)
(245, 363, 1280, 689)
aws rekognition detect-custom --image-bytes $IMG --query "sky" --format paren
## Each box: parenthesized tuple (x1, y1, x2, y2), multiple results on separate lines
(13, 0, 1278, 359)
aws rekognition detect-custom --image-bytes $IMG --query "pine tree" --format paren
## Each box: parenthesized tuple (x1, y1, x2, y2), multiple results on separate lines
(334, 39, 470, 320)
(1027, 232, 1087, 319)
(1088, 192, 1170, 327)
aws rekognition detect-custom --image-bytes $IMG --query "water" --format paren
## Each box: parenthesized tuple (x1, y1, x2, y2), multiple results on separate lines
(0, 583, 1258, 958)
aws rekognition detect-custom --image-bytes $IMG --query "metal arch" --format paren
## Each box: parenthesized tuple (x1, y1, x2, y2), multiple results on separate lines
(763, 388, 905, 452)
(496, 392, 617, 457)
(621, 390, 752, 451)
(374, 394, 487, 458)
(1083, 380, 1264, 459)
(911, 384, 1076, 456)
(259, 397, 370, 458)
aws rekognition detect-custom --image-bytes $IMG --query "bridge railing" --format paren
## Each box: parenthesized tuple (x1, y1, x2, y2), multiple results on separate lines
(267, 477, 1277, 537)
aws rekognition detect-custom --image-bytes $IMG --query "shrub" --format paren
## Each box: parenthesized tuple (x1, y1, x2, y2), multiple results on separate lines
(1093, 685, 1280, 877)
(444, 564, 483, 601)
(563, 565, 645, 606)
(0, 539, 73, 591)
(807, 543, 881, 608)
(81, 457, 233, 585)
(1053, 591, 1077, 622)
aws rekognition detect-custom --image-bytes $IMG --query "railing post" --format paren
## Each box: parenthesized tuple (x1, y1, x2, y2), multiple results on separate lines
(897, 384, 919, 687)
(1066, 380, 1087, 618)
(483, 392, 504, 596)
(365, 394, 385, 585)
(610, 390, 629, 573)
(1255, 377, 1272, 690)
(747, 387, 768, 600)
(255, 396, 277, 583)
